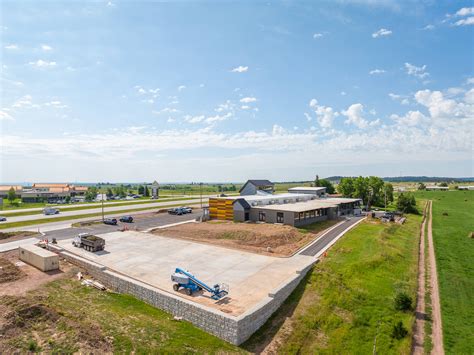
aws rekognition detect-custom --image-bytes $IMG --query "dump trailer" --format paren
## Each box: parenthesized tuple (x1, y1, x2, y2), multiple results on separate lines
(72, 233, 105, 252)
(171, 267, 229, 300)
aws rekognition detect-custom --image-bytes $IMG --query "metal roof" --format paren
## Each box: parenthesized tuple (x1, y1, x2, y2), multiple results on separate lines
(238, 179, 274, 192)
(288, 187, 326, 192)
(251, 197, 361, 213)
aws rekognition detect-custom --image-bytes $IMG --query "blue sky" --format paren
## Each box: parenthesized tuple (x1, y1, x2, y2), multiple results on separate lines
(1, 0, 473, 183)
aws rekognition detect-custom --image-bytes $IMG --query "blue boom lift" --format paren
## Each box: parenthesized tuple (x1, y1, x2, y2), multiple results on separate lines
(171, 268, 229, 300)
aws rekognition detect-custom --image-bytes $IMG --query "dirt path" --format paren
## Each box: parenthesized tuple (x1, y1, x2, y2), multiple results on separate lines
(427, 200, 444, 355)
(412, 202, 428, 354)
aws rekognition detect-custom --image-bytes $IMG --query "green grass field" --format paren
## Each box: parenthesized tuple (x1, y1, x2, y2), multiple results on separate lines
(0, 278, 243, 353)
(415, 190, 474, 354)
(245, 214, 422, 354)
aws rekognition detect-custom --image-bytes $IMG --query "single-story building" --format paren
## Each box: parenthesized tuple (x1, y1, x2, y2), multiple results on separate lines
(458, 186, 474, 190)
(21, 183, 88, 202)
(425, 186, 449, 191)
(209, 191, 361, 227)
(288, 186, 327, 197)
(0, 185, 23, 198)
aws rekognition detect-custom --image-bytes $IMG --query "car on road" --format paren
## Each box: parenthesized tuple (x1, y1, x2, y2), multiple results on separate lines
(168, 207, 186, 215)
(119, 216, 134, 223)
(0, 216, 6, 222)
(43, 207, 60, 215)
(103, 218, 118, 225)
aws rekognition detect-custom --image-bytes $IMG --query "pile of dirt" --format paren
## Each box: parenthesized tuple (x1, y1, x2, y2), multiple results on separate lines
(0, 295, 112, 353)
(156, 221, 322, 257)
(0, 231, 37, 241)
(0, 258, 25, 284)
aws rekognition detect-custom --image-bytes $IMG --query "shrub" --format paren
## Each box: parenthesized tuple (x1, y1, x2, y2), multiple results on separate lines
(391, 321, 408, 339)
(394, 292, 412, 311)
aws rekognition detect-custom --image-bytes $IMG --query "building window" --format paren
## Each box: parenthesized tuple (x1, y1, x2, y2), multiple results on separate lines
(277, 212, 284, 223)
(299, 212, 304, 220)
(305, 211, 310, 219)
(259, 211, 266, 222)
(310, 210, 315, 218)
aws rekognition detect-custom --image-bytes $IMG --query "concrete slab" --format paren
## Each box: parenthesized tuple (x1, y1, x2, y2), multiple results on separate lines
(58, 230, 314, 315)
(0, 237, 40, 252)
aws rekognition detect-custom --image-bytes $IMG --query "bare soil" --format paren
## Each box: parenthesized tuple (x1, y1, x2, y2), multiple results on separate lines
(155, 220, 339, 257)
(0, 250, 73, 297)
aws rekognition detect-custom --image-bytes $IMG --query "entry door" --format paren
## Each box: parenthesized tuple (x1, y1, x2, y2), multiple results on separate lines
(258, 211, 266, 222)
(244, 212, 249, 221)
(277, 212, 284, 223)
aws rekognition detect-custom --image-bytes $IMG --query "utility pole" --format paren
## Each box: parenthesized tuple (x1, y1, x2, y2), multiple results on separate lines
(101, 194, 104, 222)
(200, 182, 203, 209)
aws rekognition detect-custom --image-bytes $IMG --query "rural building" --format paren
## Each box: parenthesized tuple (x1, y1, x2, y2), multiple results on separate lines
(0, 185, 23, 198)
(458, 185, 474, 190)
(425, 186, 449, 191)
(19, 244, 59, 272)
(210, 183, 361, 227)
(239, 180, 274, 196)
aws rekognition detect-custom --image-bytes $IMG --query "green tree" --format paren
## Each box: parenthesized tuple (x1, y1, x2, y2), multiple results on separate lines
(318, 179, 335, 194)
(439, 182, 448, 187)
(397, 193, 417, 213)
(138, 185, 145, 195)
(383, 183, 394, 206)
(65, 196, 71, 204)
(391, 321, 408, 339)
(144, 186, 150, 197)
(314, 175, 320, 187)
(417, 182, 426, 190)
(106, 188, 113, 197)
(353, 176, 370, 205)
(337, 177, 354, 197)
(367, 176, 385, 206)
(394, 292, 412, 311)
(7, 187, 16, 203)
(85, 186, 98, 202)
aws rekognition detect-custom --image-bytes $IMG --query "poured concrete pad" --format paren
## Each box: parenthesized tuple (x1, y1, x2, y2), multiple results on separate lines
(59, 231, 314, 315)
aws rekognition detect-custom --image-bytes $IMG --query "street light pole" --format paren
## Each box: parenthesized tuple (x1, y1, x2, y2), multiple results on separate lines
(200, 182, 203, 209)
(101, 195, 104, 221)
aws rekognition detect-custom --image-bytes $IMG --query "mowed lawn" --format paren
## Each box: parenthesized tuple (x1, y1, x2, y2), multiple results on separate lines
(245, 214, 422, 354)
(416, 190, 474, 354)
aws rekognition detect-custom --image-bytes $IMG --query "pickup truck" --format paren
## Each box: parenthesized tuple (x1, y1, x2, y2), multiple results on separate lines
(72, 233, 105, 252)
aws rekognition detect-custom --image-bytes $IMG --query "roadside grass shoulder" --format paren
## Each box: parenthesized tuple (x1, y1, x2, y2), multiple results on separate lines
(415, 190, 474, 354)
(245, 215, 421, 354)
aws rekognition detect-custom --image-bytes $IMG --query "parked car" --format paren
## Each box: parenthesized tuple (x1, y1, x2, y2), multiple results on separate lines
(0, 216, 7, 222)
(182, 206, 193, 214)
(119, 216, 133, 223)
(103, 218, 118, 225)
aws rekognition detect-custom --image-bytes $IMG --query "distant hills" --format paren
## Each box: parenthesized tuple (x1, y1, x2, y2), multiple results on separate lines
(326, 176, 474, 183)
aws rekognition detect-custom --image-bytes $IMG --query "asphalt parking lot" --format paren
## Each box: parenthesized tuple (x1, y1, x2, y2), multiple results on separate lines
(44, 210, 202, 241)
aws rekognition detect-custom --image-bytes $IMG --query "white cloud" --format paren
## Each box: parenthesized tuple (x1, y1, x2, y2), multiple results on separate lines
(304, 112, 312, 122)
(391, 110, 427, 126)
(41, 44, 53, 51)
(372, 28, 392, 38)
(389, 93, 410, 105)
(340, 91, 347, 96)
(107, 1, 116, 7)
(454, 17, 474, 26)
(466, 77, 474, 85)
(0, 111, 14, 121)
(309, 99, 338, 128)
(464, 88, 474, 104)
(154, 107, 178, 114)
(342, 103, 379, 128)
(205, 112, 233, 124)
(405, 62, 429, 79)
(29, 59, 57, 68)
(184, 115, 205, 123)
(231, 66, 248, 73)
(313, 33, 323, 39)
(369, 69, 386, 75)
(4, 44, 18, 50)
(241, 105, 251, 110)
(149, 88, 160, 94)
(423, 24, 435, 30)
(414, 89, 472, 119)
(178, 85, 186, 91)
(240, 97, 257, 104)
(455, 7, 474, 16)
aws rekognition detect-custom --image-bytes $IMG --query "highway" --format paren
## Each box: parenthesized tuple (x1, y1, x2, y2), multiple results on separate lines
(0, 198, 208, 224)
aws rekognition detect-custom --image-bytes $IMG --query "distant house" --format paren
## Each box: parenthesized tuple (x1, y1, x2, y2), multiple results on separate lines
(458, 186, 474, 190)
(239, 180, 274, 196)
(288, 186, 326, 197)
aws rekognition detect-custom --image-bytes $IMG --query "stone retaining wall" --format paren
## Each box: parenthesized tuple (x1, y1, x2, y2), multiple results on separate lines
(56, 247, 316, 345)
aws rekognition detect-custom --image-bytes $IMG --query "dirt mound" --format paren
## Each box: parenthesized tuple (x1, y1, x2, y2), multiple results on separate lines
(155, 220, 337, 257)
(0, 258, 25, 284)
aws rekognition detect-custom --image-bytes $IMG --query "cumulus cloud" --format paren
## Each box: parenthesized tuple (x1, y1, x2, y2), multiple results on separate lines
(389, 93, 410, 105)
(372, 28, 392, 38)
(414, 89, 472, 119)
(41, 44, 53, 51)
(184, 115, 205, 123)
(205, 112, 233, 124)
(369, 69, 386, 75)
(391, 110, 427, 126)
(313, 33, 323, 39)
(178, 85, 186, 91)
(4, 44, 18, 50)
(29, 59, 57, 68)
(309, 99, 338, 128)
(342, 103, 379, 128)
(231, 66, 248, 73)
(423, 24, 435, 30)
(454, 17, 474, 26)
(240, 97, 257, 103)
(455, 7, 474, 16)
(405, 63, 429, 79)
